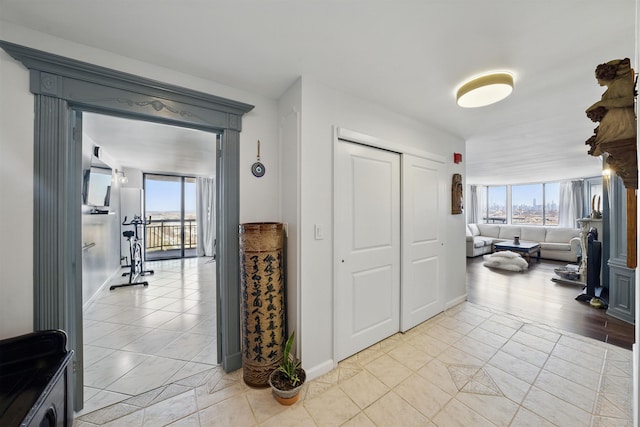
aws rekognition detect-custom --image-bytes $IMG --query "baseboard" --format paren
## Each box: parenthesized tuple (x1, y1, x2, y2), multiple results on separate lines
(304, 359, 336, 382)
(82, 267, 123, 311)
(445, 294, 468, 310)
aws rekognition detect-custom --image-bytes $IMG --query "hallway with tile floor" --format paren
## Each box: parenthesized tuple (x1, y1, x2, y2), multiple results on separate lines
(79, 257, 217, 416)
(74, 259, 633, 426)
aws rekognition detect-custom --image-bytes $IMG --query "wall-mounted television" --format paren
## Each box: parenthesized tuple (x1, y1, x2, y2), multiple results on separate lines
(83, 166, 112, 208)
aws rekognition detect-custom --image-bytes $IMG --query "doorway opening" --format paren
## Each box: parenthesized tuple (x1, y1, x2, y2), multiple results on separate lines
(0, 39, 254, 412)
(144, 174, 198, 261)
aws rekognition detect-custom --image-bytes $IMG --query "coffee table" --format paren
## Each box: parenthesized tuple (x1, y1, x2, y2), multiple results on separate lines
(493, 240, 541, 264)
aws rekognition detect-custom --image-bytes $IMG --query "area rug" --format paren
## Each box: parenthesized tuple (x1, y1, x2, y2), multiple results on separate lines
(483, 251, 529, 272)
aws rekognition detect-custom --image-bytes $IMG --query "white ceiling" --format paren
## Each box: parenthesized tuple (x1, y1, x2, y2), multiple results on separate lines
(83, 113, 217, 177)
(1, 0, 635, 183)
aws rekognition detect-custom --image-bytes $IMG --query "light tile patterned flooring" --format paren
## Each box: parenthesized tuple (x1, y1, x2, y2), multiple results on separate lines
(75, 259, 633, 426)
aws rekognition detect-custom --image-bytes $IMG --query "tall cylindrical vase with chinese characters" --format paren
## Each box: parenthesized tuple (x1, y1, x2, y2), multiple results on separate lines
(239, 222, 286, 387)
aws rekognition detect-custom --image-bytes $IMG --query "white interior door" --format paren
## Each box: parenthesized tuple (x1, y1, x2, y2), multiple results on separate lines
(401, 154, 446, 331)
(335, 141, 400, 361)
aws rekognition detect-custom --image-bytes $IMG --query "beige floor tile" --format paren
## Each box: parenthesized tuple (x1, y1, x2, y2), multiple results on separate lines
(198, 394, 256, 427)
(340, 412, 376, 427)
(465, 325, 510, 349)
(489, 313, 525, 330)
(543, 355, 601, 391)
(519, 323, 561, 343)
(510, 330, 556, 353)
(436, 316, 476, 335)
(522, 386, 591, 426)
(304, 386, 360, 426)
(595, 393, 633, 420)
(535, 370, 597, 413)
(604, 358, 633, 378)
(552, 343, 605, 371)
(108, 356, 186, 395)
(138, 297, 179, 311)
(142, 390, 198, 427)
(259, 404, 317, 427)
(416, 358, 458, 396)
(482, 365, 531, 404)
(501, 339, 549, 367)
(130, 310, 180, 328)
(558, 335, 606, 358)
(432, 398, 494, 427)
(194, 381, 245, 410)
(510, 406, 556, 426)
(363, 354, 413, 388)
(364, 391, 427, 427)
(122, 329, 184, 354)
(394, 374, 451, 419)
(84, 321, 125, 344)
(84, 351, 148, 389)
(436, 345, 485, 366)
(455, 392, 520, 426)
(100, 409, 145, 427)
(424, 323, 464, 344)
(339, 370, 389, 409)
(478, 318, 518, 339)
(166, 414, 201, 427)
(488, 350, 541, 384)
(355, 345, 384, 365)
(244, 387, 288, 424)
(407, 332, 450, 358)
(387, 342, 432, 370)
(158, 313, 204, 331)
(157, 332, 215, 360)
(452, 335, 498, 362)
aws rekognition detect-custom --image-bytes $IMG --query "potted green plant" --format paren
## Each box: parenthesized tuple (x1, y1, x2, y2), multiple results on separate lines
(268, 331, 306, 405)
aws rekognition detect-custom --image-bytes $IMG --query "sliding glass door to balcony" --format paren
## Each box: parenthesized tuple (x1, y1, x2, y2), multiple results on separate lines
(144, 174, 197, 260)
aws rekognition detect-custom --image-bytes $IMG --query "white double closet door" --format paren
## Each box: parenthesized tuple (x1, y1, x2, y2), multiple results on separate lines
(335, 140, 445, 362)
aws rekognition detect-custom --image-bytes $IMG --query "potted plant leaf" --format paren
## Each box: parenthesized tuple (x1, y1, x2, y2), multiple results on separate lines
(268, 331, 306, 405)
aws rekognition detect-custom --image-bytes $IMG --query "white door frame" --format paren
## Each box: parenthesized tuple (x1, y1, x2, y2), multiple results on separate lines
(332, 127, 447, 363)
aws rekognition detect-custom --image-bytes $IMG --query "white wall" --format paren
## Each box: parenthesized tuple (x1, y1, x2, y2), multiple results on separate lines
(0, 47, 34, 338)
(0, 22, 280, 339)
(297, 77, 467, 377)
(278, 78, 302, 346)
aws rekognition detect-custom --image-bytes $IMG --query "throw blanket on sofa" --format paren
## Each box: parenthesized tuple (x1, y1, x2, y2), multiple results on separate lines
(483, 251, 529, 272)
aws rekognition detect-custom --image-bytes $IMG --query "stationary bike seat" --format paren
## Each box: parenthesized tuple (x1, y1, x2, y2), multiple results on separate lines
(123, 230, 135, 238)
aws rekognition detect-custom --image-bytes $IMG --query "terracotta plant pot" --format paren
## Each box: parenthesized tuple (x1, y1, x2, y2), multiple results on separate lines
(268, 368, 306, 405)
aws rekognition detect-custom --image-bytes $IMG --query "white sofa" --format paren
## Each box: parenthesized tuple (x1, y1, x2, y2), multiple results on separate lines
(466, 223, 581, 262)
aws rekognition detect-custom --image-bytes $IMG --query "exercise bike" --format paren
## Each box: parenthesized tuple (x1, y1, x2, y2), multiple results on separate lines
(110, 215, 154, 290)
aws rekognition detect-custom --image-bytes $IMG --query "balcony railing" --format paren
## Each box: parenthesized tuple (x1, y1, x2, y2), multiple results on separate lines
(145, 219, 197, 253)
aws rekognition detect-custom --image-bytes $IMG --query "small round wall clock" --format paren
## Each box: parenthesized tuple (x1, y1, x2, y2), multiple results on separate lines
(251, 140, 266, 177)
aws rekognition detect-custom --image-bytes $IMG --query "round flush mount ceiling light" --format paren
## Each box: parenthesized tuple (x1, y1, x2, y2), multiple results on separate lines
(456, 72, 514, 108)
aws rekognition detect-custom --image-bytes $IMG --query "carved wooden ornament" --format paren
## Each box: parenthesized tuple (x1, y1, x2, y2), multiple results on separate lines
(451, 173, 463, 215)
(585, 58, 637, 268)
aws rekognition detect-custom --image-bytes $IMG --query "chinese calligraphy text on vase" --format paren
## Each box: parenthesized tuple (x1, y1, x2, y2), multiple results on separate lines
(239, 222, 286, 387)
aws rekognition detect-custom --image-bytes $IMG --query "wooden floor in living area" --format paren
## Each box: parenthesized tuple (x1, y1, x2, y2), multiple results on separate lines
(466, 256, 635, 350)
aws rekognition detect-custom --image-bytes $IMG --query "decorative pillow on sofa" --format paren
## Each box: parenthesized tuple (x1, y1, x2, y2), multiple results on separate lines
(468, 223, 480, 236)
(483, 251, 529, 272)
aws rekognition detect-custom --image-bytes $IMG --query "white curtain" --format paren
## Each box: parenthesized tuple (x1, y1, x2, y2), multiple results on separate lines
(559, 180, 584, 228)
(467, 185, 484, 224)
(196, 177, 216, 257)
(468, 185, 479, 224)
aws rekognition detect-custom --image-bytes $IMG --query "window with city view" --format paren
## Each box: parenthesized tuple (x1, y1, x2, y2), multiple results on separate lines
(512, 184, 543, 224)
(486, 186, 506, 223)
(483, 182, 560, 226)
(544, 182, 559, 225)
